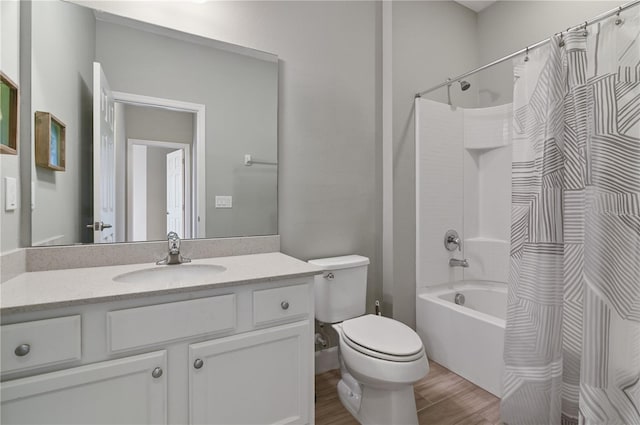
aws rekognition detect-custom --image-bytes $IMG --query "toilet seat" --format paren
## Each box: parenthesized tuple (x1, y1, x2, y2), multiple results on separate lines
(341, 315, 425, 362)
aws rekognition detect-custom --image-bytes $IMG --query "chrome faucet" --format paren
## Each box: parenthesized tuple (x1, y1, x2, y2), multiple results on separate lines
(449, 258, 469, 268)
(157, 232, 191, 265)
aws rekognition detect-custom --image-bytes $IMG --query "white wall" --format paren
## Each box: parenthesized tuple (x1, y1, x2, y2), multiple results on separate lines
(0, 0, 21, 253)
(31, 0, 95, 246)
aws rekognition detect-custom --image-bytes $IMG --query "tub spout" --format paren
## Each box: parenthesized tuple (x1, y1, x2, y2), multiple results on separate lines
(449, 258, 469, 268)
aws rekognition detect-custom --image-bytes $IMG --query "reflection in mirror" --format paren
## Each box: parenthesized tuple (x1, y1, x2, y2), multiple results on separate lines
(30, 0, 278, 247)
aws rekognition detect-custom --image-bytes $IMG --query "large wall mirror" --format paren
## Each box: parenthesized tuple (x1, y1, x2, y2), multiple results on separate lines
(29, 0, 278, 246)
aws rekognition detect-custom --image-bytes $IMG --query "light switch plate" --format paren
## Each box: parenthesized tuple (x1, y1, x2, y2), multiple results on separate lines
(215, 195, 232, 208)
(4, 177, 17, 211)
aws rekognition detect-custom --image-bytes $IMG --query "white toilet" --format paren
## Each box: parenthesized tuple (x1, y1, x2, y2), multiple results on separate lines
(309, 255, 429, 425)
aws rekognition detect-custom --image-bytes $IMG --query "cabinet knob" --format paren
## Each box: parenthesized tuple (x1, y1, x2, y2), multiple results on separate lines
(152, 367, 163, 378)
(194, 358, 204, 369)
(281, 301, 290, 310)
(14, 344, 30, 357)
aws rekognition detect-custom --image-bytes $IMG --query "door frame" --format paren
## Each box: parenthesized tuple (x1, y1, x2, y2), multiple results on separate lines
(126, 139, 192, 240)
(114, 91, 206, 239)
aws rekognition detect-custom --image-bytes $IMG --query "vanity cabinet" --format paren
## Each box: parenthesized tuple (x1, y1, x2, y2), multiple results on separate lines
(1, 351, 167, 424)
(189, 321, 310, 424)
(0, 278, 315, 425)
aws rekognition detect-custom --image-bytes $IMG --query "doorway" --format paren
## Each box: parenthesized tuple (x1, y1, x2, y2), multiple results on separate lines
(127, 139, 191, 241)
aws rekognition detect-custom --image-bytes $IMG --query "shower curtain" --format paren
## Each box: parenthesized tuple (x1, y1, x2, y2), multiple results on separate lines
(501, 12, 640, 425)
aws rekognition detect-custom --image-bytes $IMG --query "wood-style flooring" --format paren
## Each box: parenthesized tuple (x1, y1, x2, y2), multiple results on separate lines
(315, 360, 500, 425)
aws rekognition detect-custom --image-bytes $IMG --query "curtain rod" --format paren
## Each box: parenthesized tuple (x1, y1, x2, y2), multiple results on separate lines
(415, 0, 640, 98)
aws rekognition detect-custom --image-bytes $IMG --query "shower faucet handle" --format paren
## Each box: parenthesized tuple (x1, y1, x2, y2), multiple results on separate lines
(444, 229, 462, 251)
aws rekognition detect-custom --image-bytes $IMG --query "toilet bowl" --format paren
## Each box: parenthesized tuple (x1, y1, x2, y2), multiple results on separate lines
(309, 254, 428, 425)
(333, 315, 429, 425)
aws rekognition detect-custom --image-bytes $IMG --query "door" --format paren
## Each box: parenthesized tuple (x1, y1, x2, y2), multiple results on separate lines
(92, 62, 116, 243)
(166, 149, 184, 237)
(1, 351, 167, 424)
(189, 321, 311, 425)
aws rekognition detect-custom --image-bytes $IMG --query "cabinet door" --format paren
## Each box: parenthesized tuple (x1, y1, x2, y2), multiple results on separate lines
(189, 321, 311, 425)
(1, 351, 167, 424)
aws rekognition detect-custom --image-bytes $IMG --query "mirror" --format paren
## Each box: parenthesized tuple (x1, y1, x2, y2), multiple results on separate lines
(29, 0, 278, 246)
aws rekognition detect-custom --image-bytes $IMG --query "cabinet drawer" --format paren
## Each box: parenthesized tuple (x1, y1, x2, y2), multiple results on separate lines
(108, 295, 236, 352)
(1, 316, 81, 374)
(253, 283, 310, 326)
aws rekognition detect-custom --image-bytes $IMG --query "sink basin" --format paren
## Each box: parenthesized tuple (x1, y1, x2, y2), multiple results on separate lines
(113, 264, 227, 285)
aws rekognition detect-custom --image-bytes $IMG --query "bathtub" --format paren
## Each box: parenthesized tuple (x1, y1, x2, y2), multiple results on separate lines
(416, 280, 506, 397)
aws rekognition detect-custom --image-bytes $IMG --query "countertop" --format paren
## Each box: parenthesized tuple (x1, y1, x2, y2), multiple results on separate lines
(1, 252, 323, 314)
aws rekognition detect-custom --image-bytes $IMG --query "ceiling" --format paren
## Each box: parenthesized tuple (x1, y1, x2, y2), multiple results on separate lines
(454, 1, 497, 13)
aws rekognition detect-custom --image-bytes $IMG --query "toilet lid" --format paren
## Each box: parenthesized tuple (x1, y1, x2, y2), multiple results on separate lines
(341, 315, 424, 358)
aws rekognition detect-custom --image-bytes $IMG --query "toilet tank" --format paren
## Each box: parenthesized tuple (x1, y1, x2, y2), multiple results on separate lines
(308, 255, 370, 324)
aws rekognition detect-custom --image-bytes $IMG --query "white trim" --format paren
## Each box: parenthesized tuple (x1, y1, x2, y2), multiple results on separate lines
(382, 2, 394, 314)
(113, 91, 206, 238)
(93, 10, 278, 63)
(415, 98, 422, 295)
(127, 139, 192, 240)
(128, 144, 148, 241)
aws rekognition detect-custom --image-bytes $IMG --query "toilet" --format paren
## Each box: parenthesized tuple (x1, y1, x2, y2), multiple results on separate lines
(309, 255, 429, 425)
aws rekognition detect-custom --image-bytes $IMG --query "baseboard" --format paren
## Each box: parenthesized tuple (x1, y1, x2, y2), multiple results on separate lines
(315, 346, 339, 374)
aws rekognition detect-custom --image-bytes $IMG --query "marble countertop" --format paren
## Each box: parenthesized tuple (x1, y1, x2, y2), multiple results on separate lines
(1, 253, 323, 314)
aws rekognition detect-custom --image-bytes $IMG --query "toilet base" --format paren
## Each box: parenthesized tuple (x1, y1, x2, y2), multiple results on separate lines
(337, 379, 419, 425)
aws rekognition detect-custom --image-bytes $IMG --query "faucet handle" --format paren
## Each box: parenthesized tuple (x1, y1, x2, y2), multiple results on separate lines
(444, 229, 462, 252)
(167, 232, 180, 254)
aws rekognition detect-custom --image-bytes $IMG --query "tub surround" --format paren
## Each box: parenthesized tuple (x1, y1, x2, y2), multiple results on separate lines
(1, 251, 321, 314)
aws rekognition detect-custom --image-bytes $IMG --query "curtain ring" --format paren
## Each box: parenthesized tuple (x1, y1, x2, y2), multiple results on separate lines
(524, 46, 529, 62)
(582, 21, 588, 36)
(559, 32, 565, 47)
(615, 7, 624, 25)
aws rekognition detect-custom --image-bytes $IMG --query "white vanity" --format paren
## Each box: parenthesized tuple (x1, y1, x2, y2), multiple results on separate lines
(0, 253, 321, 425)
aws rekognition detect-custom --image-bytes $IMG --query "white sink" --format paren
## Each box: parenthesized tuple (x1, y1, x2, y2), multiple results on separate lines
(113, 264, 227, 285)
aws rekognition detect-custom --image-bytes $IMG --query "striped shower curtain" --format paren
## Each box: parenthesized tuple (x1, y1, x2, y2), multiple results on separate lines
(501, 12, 640, 425)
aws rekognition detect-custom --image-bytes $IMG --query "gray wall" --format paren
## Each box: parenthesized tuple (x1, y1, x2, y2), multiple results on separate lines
(477, 1, 617, 106)
(391, 1, 479, 327)
(31, 0, 95, 246)
(89, 0, 383, 314)
(0, 0, 21, 253)
(95, 19, 278, 240)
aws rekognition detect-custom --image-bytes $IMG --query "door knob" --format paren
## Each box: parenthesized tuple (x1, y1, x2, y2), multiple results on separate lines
(86, 221, 113, 231)
(194, 359, 204, 369)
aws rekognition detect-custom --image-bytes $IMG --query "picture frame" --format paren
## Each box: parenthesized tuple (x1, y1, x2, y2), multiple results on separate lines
(35, 111, 66, 171)
(0, 71, 19, 155)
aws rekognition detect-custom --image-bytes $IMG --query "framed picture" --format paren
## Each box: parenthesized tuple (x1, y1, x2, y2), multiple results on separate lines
(0, 71, 19, 155)
(35, 111, 66, 171)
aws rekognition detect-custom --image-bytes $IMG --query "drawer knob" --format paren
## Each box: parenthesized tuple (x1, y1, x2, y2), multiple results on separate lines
(194, 358, 204, 369)
(152, 367, 163, 379)
(14, 344, 30, 357)
(281, 301, 290, 310)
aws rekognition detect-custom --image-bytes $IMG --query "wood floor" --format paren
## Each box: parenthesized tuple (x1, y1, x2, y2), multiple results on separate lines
(315, 360, 500, 425)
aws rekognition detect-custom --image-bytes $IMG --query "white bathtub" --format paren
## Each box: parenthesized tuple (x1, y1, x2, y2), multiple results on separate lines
(416, 280, 506, 397)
